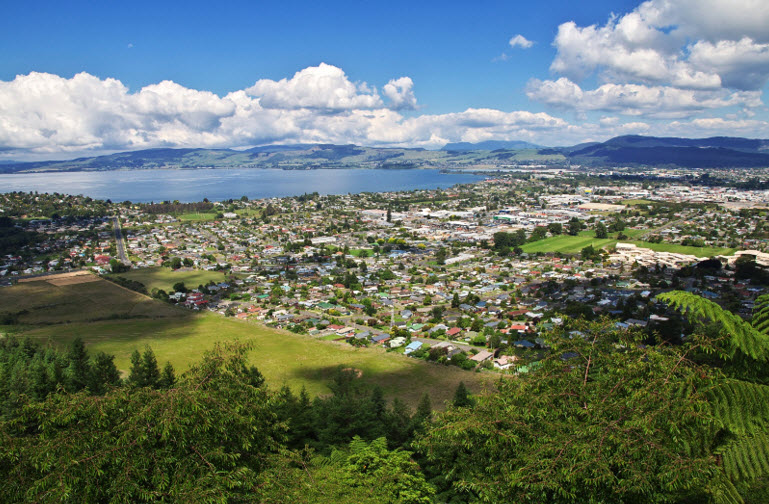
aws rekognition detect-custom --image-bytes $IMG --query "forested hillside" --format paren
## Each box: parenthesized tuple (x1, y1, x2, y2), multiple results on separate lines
(3, 293, 769, 503)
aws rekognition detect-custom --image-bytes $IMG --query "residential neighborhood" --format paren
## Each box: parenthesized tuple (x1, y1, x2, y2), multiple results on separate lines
(3, 167, 769, 375)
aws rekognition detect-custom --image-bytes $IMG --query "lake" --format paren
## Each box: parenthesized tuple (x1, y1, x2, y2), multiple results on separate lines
(0, 168, 485, 203)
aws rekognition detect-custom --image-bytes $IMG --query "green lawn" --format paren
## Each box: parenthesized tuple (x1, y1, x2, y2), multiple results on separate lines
(621, 199, 655, 206)
(520, 234, 618, 254)
(1, 278, 487, 408)
(520, 230, 735, 257)
(107, 267, 228, 292)
(176, 212, 219, 221)
(631, 242, 736, 257)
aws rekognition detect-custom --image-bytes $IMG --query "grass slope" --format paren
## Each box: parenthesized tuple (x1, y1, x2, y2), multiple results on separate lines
(0, 277, 487, 408)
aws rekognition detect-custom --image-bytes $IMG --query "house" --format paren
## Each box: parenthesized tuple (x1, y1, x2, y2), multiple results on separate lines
(371, 334, 391, 345)
(469, 350, 493, 363)
(404, 341, 423, 355)
(446, 327, 462, 338)
(335, 326, 356, 337)
(390, 336, 407, 348)
(493, 355, 517, 370)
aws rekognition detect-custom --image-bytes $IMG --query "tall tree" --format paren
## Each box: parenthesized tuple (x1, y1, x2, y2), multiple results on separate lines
(89, 351, 121, 395)
(567, 217, 582, 236)
(65, 337, 91, 393)
(127, 350, 145, 388)
(452, 381, 473, 408)
(142, 347, 161, 389)
(594, 221, 608, 239)
(435, 246, 447, 265)
(411, 392, 432, 435)
(385, 398, 413, 448)
(159, 361, 176, 389)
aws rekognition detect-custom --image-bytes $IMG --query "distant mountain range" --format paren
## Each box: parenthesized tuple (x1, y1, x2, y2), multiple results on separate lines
(567, 135, 769, 168)
(2, 135, 768, 173)
(441, 140, 541, 151)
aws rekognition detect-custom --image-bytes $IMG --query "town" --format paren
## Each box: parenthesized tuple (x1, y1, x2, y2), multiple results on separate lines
(2, 167, 769, 374)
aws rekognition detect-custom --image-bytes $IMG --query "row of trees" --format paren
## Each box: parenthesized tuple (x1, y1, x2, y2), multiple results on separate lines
(0, 337, 175, 419)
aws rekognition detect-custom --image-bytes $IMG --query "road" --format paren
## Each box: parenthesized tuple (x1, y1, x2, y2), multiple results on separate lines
(639, 217, 686, 241)
(112, 216, 130, 265)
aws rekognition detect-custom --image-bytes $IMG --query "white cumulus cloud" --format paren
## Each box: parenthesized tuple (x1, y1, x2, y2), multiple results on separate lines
(0, 68, 583, 159)
(509, 34, 534, 49)
(536, 0, 769, 119)
(383, 77, 417, 110)
(245, 63, 383, 110)
(526, 77, 762, 117)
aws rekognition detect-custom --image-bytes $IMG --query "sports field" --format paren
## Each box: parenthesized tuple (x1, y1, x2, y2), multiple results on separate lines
(520, 230, 735, 257)
(0, 276, 487, 408)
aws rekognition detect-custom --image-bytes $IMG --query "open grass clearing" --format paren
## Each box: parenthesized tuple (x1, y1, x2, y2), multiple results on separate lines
(107, 266, 228, 293)
(176, 212, 219, 221)
(521, 231, 735, 257)
(2, 278, 489, 409)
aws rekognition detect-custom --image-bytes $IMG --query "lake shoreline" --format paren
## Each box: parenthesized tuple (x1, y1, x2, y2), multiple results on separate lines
(0, 167, 486, 203)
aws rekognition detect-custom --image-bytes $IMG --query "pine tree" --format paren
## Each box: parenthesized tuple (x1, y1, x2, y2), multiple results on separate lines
(127, 349, 145, 388)
(452, 381, 473, 408)
(410, 392, 432, 434)
(90, 352, 121, 395)
(159, 361, 176, 389)
(142, 347, 161, 389)
(289, 386, 315, 448)
(29, 359, 51, 401)
(452, 292, 460, 308)
(65, 337, 91, 392)
(385, 397, 413, 448)
(370, 385, 386, 422)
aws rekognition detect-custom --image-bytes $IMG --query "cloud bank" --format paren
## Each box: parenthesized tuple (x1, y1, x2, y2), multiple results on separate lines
(2, 1, 769, 160)
(0, 66, 576, 159)
(530, 0, 769, 117)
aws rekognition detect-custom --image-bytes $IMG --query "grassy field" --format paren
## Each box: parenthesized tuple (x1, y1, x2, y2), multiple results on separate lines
(520, 231, 619, 254)
(621, 199, 655, 206)
(107, 267, 228, 292)
(520, 230, 735, 257)
(0, 277, 488, 408)
(176, 212, 219, 221)
(631, 242, 736, 257)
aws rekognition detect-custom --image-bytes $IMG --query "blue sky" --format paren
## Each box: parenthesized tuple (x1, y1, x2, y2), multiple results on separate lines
(1, 0, 768, 159)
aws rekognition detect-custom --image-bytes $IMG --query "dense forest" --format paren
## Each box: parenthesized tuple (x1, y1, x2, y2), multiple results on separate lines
(1, 291, 769, 503)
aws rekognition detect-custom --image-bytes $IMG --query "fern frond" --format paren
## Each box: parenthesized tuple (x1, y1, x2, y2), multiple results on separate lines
(717, 433, 769, 482)
(709, 474, 746, 504)
(708, 380, 769, 434)
(752, 294, 769, 334)
(657, 291, 769, 362)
